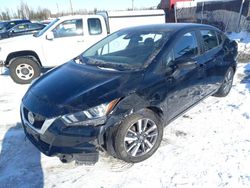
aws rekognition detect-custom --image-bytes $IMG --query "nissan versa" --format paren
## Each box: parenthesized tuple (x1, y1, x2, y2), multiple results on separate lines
(21, 24, 237, 164)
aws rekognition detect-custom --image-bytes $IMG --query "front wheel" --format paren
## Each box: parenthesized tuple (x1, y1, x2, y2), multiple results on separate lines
(113, 109, 163, 163)
(213, 67, 235, 97)
(9, 57, 41, 84)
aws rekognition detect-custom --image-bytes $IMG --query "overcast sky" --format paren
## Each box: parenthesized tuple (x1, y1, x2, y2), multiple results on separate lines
(0, 0, 162, 13)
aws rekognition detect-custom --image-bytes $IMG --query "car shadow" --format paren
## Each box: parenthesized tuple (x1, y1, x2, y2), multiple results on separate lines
(240, 64, 250, 91)
(0, 123, 44, 187)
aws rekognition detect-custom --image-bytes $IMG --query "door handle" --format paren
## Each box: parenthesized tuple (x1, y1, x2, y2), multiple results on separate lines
(77, 40, 84, 42)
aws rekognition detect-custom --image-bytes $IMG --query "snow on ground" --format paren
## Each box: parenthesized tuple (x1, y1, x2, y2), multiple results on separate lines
(228, 32, 250, 62)
(0, 63, 249, 188)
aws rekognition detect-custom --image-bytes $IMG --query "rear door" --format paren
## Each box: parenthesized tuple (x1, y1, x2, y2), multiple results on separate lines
(198, 29, 224, 94)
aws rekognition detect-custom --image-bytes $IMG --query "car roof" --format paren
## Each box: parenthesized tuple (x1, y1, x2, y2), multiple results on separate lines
(0, 19, 30, 24)
(120, 23, 220, 33)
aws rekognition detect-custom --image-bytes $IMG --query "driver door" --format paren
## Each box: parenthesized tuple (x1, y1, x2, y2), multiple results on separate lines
(164, 31, 206, 121)
(42, 18, 85, 66)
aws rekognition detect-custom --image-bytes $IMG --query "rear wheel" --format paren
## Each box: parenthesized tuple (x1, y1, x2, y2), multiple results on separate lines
(213, 67, 234, 97)
(9, 57, 41, 84)
(113, 109, 163, 163)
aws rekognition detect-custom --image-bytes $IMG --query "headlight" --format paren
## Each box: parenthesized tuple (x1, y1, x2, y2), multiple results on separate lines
(61, 99, 119, 126)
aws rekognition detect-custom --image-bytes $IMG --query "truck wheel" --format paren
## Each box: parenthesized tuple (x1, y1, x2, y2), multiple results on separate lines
(9, 57, 41, 84)
(113, 109, 163, 163)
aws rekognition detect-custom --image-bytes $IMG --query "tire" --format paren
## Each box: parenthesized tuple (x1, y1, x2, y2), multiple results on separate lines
(113, 109, 163, 163)
(213, 67, 234, 97)
(9, 57, 41, 84)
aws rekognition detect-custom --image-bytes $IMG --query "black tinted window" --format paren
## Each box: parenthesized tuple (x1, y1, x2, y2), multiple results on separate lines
(88, 18, 102, 35)
(201, 30, 218, 51)
(174, 32, 198, 60)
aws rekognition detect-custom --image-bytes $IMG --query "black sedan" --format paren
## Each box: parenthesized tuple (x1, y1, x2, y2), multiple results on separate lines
(0, 22, 45, 40)
(20, 23, 237, 164)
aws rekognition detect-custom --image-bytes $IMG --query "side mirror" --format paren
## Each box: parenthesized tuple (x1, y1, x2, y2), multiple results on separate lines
(46, 31, 54, 40)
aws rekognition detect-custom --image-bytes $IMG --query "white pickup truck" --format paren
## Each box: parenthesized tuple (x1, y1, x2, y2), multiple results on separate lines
(0, 10, 165, 84)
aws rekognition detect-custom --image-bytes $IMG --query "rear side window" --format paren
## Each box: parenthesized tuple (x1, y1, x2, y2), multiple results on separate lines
(174, 32, 198, 60)
(201, 30, 219, 51)
(88, 18, 102, 35)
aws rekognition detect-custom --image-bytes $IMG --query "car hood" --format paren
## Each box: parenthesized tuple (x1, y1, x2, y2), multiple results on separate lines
(0, 34, 34, 44)
(22, 61, 143, 118)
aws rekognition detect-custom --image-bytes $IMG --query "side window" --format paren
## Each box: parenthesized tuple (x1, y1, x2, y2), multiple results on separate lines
(6, 22, 16, 30)
(53, 19, 83, 38)
(201, 30, 219, 51)
(174, 32, 198, 60)
(13, 24, 28, 32)
(88, 18, 102, 35)
(28, 23, 43, 30)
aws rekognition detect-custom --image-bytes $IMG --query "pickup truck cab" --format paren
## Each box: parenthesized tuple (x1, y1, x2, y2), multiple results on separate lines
(0, 15, 107, 84)
(0, 10, 165, 84)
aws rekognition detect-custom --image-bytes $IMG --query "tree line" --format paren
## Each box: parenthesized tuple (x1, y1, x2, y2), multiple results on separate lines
(0, 2, 51, 21)
(0, 1, 162, 21)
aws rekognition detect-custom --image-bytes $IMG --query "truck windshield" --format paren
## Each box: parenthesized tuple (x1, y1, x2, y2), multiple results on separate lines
(81, 29, 172, 71)
(34, 18, 59, 37)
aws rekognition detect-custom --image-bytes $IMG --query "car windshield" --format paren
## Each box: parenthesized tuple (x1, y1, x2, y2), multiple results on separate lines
(0, 22, 7, 32)
(81, 28, 172, 71)
(34, 18, 59, 37)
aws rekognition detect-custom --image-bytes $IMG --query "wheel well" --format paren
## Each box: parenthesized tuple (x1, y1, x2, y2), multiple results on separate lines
(6, 51, 42, 67)
(146, 106, 164, 119)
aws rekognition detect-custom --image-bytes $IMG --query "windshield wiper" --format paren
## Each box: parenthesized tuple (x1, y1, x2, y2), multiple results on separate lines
(84, 57, 139, 71)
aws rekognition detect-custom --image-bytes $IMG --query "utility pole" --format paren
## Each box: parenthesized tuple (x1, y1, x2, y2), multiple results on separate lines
(237, 0, 245, 32)
(132, 0, 134, 10)
(69, 0, 73, 15)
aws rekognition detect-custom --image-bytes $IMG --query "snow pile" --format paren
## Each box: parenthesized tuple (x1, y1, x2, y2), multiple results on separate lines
(228, 31, 250, 62)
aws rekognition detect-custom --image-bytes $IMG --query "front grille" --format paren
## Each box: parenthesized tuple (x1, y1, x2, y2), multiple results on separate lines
(23, 107, 46, 129)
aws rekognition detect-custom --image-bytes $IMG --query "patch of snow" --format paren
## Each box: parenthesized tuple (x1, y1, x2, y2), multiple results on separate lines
(228, 31, 250, 53)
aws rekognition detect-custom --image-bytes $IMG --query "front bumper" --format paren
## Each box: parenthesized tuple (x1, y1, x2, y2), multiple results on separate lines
(21, 105, 102, 164)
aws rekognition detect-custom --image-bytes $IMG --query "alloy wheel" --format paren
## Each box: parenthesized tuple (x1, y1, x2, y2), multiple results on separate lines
(222, 69, 234, 94)
(124, 118, 158, 157)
